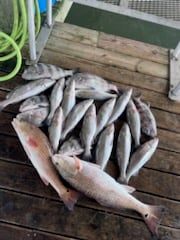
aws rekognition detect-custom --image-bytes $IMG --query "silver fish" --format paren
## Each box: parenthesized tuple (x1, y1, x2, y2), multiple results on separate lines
(80, 104, 96, 161)
(0, 78, 55, 111)
(61, 79, 76, 119)
(126, 99, 141, 148)
(16, 107, 49, 127)
(108, 88, 132, 124)
(53, 154, 165, 237)
(116, 123, 131, 184)
(59, 136, 84, 156)
(133, 97, 157, 137)
(22, 63, 77, 80)
(48, 106, 64, 152)
(61, 99, 94, 140)
(69, 72, 118, 92)
(126, 138, 159, 183)
(12, 119, 80, 211)
(75, 89, 117, 100)
(95, 123, 114, 170)
(19, 95, 49, 112)
(46, 78, 65, 125)
(95, 98, 116, 137)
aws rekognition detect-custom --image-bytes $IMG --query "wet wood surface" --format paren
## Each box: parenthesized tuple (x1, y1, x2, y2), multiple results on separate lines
(0, 22, 179, 240)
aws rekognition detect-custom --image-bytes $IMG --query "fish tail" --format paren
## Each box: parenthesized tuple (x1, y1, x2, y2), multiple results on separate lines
(83, 147, 92, 161)
(46, 113, 53, 126)
(143, 205, 166, 238)
(117, 175, 128, 184)
(61, 189, 81, 211)
(110, 84, 119, 93)
(0, 99, 10, 111)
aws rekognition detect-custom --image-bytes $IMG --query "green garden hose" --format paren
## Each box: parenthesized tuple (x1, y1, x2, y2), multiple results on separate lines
(0, 0, 41, 82)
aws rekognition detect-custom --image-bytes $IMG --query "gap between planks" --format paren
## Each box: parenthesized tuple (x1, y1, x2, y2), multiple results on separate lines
(0, 132, 179, 175)
(0, 188, 179, 240)
(0, 221, 82, 240)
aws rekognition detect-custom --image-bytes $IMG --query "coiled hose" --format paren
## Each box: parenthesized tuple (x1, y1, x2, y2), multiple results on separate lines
(0, 0, 41, 81)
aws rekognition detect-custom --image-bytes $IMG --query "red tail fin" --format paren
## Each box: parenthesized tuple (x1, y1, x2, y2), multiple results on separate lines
(143, 205, 166, 238)
(61, 189, 81, 211)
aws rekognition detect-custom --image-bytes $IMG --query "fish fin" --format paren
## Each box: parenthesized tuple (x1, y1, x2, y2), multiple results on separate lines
(61, 189, 81, 211)
(117, 176, 128, 184)
(40, 175, 49, 186)
(143, 205, 166, 238)
(120, 184, 136, 194)
(73, 155, 83, 171)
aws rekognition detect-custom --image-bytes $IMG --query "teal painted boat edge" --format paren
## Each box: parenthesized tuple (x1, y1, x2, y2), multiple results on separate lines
(65, 3, 180, 49)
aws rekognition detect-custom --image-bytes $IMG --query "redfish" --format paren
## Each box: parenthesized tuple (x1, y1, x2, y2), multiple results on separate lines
(53, 154, 165, 238)
(12, 119, 79, 210)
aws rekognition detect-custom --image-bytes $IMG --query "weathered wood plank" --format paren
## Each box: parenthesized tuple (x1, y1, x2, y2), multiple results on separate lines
(146, 149, 180, 175)
(158, 129, 180, 153)
(0, 131, 179, 175)
(46, 36, 168, 79)
(98, 32, 169, 64)
(40, 50, 180, 114)
(0, 222, 77, 240)
(0, 74, 25, 91)
(153, 109, 180, 134)
(0, 135, 28, 163)
(52, 22, 99, 47)
(43, 52, 169, 94)
(136, 60, 168, 78)
(128, 168, 180, 200)
(0, 189, 179, 240)
(47, 36, 140, 72)
(0, 159, 179, 229)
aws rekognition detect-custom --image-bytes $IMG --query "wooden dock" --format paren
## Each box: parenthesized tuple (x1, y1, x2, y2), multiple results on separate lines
(0, 22, 179, 240)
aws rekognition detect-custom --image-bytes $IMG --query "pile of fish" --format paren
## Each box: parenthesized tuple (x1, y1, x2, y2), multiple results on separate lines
(0, 62, 164, 237)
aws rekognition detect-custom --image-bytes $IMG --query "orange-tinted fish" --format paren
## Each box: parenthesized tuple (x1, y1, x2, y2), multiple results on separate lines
(12, 119, 79, 210)
(53, 154, 165, 238)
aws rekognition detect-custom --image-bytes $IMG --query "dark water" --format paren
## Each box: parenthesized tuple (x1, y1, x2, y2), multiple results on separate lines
(65, 3, 180, 49)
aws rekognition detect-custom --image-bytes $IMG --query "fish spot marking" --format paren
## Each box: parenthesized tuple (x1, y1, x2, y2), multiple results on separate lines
(27, 137, 38, 148)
